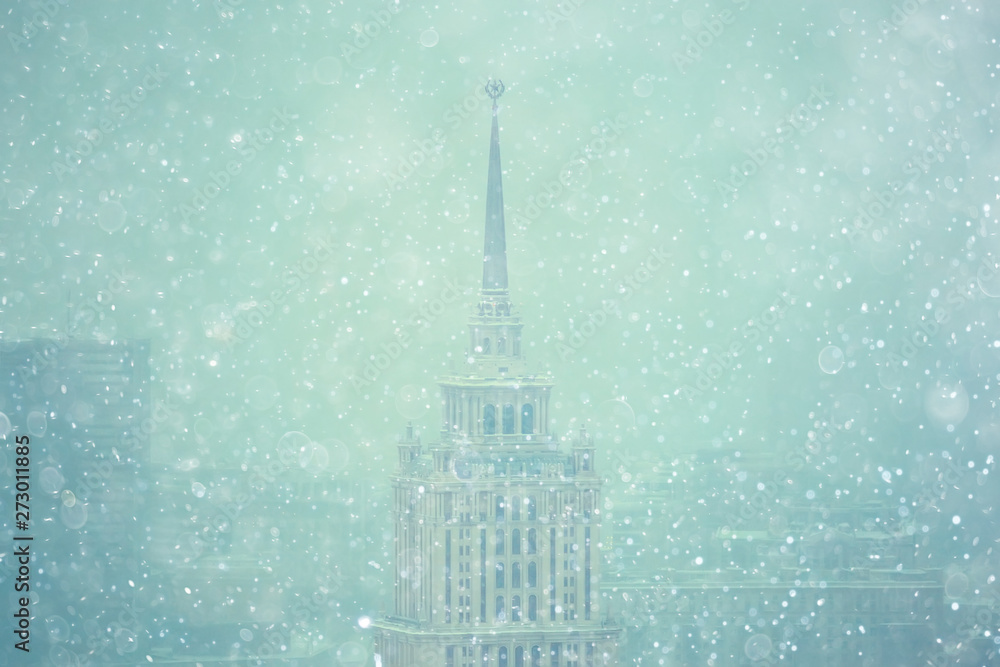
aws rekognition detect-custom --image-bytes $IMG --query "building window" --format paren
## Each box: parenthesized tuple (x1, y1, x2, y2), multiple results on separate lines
(521, 403, 533, 433)
(498, 337, 506, 354)
(527, 528, 537, 554)
(484, 404, 496, 435)
(499, 647, 508, 667)
(515, 646, 525, 667)
(496, 562, 505, 588)
(511, 529, 521, 555)
(527, 496, 536, 520)
(528, 595, 537, 621)
(479, 492, 489, 520)
(512, 561, 521, 588)
(496, 529, 505, 556)
(502, 403, 515, 434)
(496, 595, 505, 622)
(512, 595, 521, 622)
(496, 495, 505, 522)
(483, 337, 491, 354)
(512, 495, 521, 521)
(531, 646, 541, 667)
(527, 561, 537, 587)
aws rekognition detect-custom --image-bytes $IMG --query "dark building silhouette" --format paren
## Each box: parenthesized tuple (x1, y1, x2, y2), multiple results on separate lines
(0, 337, 151, 664)
(374, 82, 622, 665)
(601, 445, 946, 665)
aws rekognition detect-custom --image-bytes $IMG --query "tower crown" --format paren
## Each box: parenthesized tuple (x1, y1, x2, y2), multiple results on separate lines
(435, 81, 554, 449)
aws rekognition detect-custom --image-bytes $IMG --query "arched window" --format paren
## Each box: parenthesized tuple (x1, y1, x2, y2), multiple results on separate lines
(515, 646, 525, 667)
(496, 495, 505, 521)
(526, 496, 536, 521)
(512, 595, 521, 622)
(484, 404, 496, 435)
(527, 528, 536, 554)
(496, 529, 505, 556)
(483, 337, 491, 354)
(531, 646, 541, 666)
(499, 647, 508, 667)
(496, 562, 505, 588)
(502, 403, 515, 434)
(521, 404, 533, 434)
(498, 337, 506, 354)
(528, 595, 537, 621)
(512, 495, 521, 521)
(511, 562, 521, 588)
(496, 595, 505, 621)
(527, 562, 537, 588)
(511, 529, 521, 555)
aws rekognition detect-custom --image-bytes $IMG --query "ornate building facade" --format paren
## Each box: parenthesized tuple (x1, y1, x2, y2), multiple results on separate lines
(373, 83, 621, 666)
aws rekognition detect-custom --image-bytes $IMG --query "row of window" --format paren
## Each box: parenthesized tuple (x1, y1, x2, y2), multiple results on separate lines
(450, 642, 583, 667)
(477, 335, 517, 355)
(495, 495, 536, 521)
(496, 594, 537, 622)
(495, 560, 538, 588)
(495, 528, 537, 555)
(483, 403, 533, 435)
(497, 645, 540, 667)
(453, 492, 593, 522)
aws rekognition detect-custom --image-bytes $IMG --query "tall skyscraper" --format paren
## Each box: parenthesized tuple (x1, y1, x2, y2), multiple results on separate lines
(373, 82, 621, 666)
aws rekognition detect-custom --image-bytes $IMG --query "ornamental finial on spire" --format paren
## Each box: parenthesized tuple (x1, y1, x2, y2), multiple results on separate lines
(486, 79, 505, 110)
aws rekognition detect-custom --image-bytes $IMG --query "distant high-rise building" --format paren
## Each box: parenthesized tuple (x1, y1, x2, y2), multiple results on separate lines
(373, 82, 621, 666)
(0, 337, 151, 665)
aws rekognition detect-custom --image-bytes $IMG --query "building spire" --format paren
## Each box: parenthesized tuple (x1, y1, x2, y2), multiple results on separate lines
(482, 79, 508, 293)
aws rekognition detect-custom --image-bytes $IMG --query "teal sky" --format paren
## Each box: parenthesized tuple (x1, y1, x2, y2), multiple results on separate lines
(1, 0, 999, 661)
